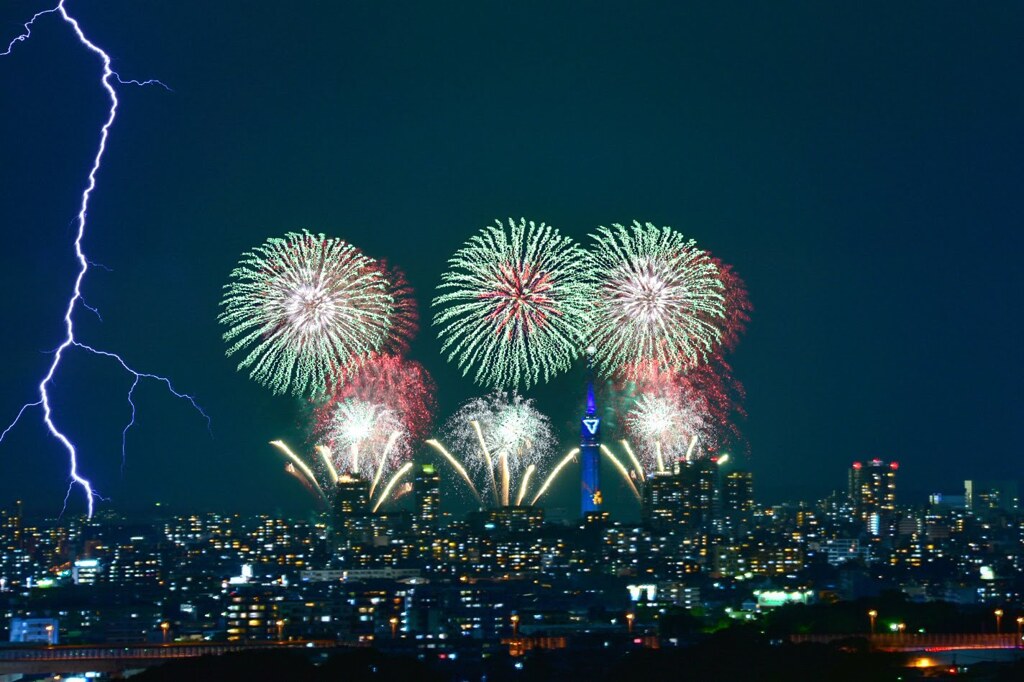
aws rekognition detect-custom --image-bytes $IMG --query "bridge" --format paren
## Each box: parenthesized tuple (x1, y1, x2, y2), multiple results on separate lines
(790, 632, 1023, 652)
(0, 640, 340, 677)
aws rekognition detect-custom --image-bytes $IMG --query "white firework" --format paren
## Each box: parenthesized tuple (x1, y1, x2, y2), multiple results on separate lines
(588, 221, 725, 374)
(325, 399, 407, 480)
(439, 391, 554, 506)
(625, 392, 711, 473)
(220, 230, 393, 396)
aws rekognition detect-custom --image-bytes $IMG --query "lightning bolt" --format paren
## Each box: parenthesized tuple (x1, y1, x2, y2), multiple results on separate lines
(1, 1, 209, 517)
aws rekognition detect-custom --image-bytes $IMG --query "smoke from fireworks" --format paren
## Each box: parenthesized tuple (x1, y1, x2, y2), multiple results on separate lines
(433, 218, 593, 389)
(433, 391, 554, 506)
(219, 230, 393, 396)
(588, 221, 725, 375)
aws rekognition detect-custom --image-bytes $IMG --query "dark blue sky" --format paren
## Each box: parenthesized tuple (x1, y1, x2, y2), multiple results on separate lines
(1, 1, 1021, 516)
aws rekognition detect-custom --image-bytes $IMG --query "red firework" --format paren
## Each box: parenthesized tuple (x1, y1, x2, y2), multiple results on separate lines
(710, 258, 753, 354)
(312, 354, 437, 448)
(376, 260, 419, 355)
(478, 262, 557, 338)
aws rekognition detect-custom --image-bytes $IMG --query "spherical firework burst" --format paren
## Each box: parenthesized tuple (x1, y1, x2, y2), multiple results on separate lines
(588, 221, 724, 375)
(433, 218, 593, 389)
(219, 230, 394, 396)
(312, 354, 437, 454)
(435, 391, 554, 507)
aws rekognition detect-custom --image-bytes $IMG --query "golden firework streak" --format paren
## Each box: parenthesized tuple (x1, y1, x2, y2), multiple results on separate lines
(530, 448, 579, 505)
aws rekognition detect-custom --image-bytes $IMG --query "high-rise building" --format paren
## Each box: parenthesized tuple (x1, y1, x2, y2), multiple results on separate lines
(413, 462, 440, 534)
(642, 458, 716, 531)
(965, 480, 1019, 514)
(580, 349, 602, 517)
(722, 470, 754, 517)
(849, 459, 897, 534)
(333, 474, 370, 544)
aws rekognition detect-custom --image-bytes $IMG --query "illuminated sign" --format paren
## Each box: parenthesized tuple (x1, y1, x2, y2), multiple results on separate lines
(582, 418, 600, 435)
(754, 590, 813, 607)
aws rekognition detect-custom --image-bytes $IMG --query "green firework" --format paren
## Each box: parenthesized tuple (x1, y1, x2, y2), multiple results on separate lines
(433, 218, 593, 389)
(219, 230, 393, 396)
(588, 221, 725, 374)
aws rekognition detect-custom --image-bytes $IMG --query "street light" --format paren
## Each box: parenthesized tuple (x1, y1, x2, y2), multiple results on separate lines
(389, 616, 399, 640)
(995, 609, 1004, 634)
(1016, 616, 1023, 640)
(44, 624, 54, 645)
(868, 610, 878, 635)
(897, 623, 906, 637)
(276, 619, 285, 641)
(160, 622, 169, 643)
(626, 612, 635, 634)
(511, 614, 520, 637)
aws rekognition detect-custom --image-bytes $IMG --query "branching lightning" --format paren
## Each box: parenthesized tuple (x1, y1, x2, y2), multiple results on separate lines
(0, 1, 208, 516)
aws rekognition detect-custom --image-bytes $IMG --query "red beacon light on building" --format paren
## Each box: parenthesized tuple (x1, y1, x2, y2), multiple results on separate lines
(889, 461, 899, 470)
(852, 462, 862, 470)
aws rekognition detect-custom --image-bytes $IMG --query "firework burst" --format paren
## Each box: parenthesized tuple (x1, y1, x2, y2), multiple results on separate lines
(625, 389, 710, 473)
(588, 221, 724, 375)
(219, 230, 393, 396)
(431, 391, 554, 507)
(433, 218, 593, 389)
(313, 354, 436, 448)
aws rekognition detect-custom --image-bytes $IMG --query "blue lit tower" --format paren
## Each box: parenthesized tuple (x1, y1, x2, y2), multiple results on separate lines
(580, 346, 602, 515)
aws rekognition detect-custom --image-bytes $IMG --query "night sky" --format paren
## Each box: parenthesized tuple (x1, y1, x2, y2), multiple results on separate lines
(1, 1, 1021, 516)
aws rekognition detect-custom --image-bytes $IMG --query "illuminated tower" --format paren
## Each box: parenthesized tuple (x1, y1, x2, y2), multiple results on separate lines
(580, 347, 602, 516)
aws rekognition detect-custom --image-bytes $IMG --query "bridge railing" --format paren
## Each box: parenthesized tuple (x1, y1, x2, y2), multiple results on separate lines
(0, 640, 338, 662)
(789, 633, 1022, 650)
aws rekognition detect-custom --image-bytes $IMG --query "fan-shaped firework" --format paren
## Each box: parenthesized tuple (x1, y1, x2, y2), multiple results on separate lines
(588, 221, 724, 375)
(624, 380, 712, 473)
(324, 399, 406, 478)
(431, 391, 554, 506)
(433, 218, 593, 389)
(312, 354, 437, 460)
(219, 230, 393, 396)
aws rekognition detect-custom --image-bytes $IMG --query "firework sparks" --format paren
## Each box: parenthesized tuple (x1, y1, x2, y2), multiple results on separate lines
(321, 400, 405, 486)
(600, 445, 641, 500)
(435, 391, 554, 507)
(588, 221, 725, 375)
(376, 260, 418, 356)
(433, 218, 593, 389)
(271, 440, 328, 504)
(219, 230, 393, 396)
(271, 439, 409, 511)
(530, 448, 579, 505)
